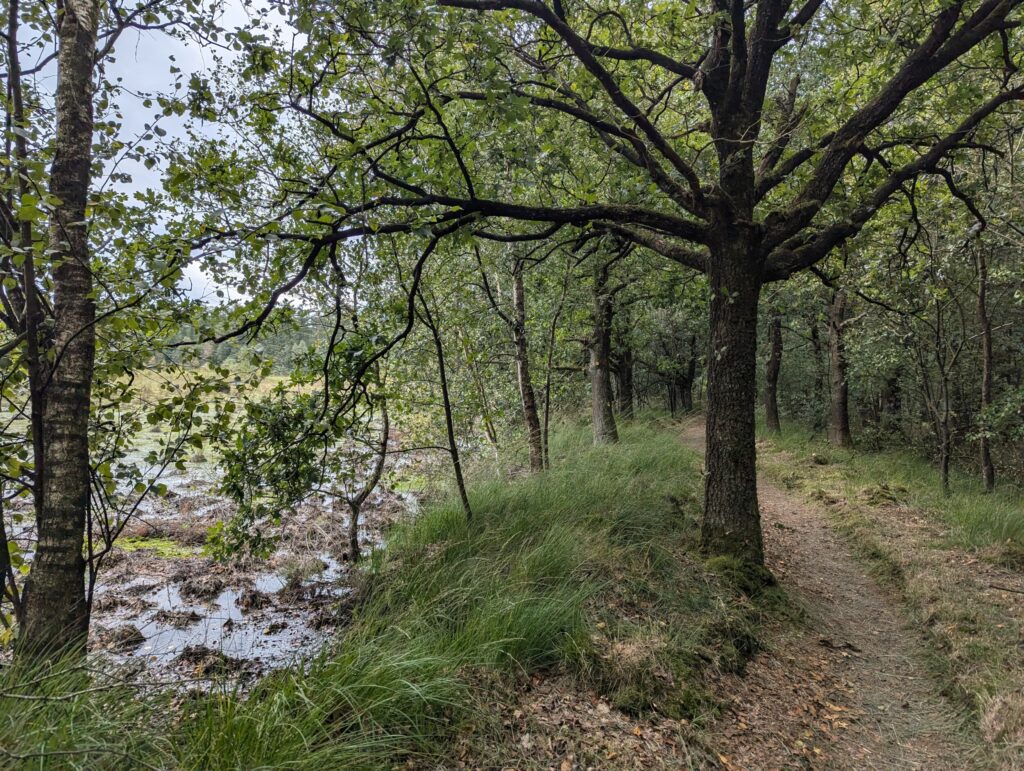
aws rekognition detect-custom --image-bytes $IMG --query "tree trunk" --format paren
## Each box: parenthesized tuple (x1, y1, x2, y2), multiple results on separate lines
(347, 501, 362, 563)
(976, 246, 995, 492)
(677, 335, 697, 413)
(939, 377, 952, 496)
(810, 319, 826, 431)
(541, 261, 570, 470)
(614, 343, 634, 420)
(764, 312, 783, 433)
(511, 265, 544, 471)
(420, 296, 473, 521)
(19, 0, 98, 660)
(590, 263, 618, 444)
(880, 374, 902, 433)
(347, 402, 389, 563)
(701, 250, 764, 566)
(827, 289, 853, 447)
(679, 375, 694, 412)
(459, 330, 499, 455)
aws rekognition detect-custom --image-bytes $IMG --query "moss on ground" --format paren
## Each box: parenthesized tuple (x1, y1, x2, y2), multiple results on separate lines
(117, 535, 198, 558)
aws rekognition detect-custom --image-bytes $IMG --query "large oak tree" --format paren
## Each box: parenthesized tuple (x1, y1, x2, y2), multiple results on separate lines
(202, 0, 1022, 566)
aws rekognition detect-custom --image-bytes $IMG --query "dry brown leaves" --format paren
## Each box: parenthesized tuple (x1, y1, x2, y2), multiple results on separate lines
(450, 674, 713, 770)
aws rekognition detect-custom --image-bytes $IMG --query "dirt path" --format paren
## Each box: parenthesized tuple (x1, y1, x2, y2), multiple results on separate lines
(680, 422, 983, 770)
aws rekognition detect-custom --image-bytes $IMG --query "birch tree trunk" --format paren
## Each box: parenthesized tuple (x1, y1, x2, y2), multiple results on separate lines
(19, 0, 99, 659)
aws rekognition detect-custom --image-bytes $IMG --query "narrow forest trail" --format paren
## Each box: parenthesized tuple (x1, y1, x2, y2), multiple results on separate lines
(679, 421, 983, 770)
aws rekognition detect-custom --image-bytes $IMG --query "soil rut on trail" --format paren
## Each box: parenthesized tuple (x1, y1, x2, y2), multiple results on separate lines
(681, 423, 980, 770)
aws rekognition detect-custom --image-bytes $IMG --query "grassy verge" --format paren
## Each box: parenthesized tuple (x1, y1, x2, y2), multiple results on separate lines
(764, 424, 1024, 549)
(757, 424, 1024, 764)
(2, 420, 770, 768)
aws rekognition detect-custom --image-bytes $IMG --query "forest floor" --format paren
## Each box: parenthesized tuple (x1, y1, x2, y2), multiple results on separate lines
(5, 420, 1020, 769)
(679, 421, 985, 770)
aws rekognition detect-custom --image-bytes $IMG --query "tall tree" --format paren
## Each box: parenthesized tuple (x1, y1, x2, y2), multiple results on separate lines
(417, 290, 474, 519)
(188, 0, 1024, 567)
(510, 261, 545, 469)
(476, 249, 545, 471)
(18, 0, 100, 657)
(589, 248, 623, 444)
(0, 0, 244, 658)
(827, 287, 854, 447)
(975, 241, 996, 491)
(764, 309, 783, 434)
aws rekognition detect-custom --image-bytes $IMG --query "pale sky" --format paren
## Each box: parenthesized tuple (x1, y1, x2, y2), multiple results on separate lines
(99, 1, 294, 302)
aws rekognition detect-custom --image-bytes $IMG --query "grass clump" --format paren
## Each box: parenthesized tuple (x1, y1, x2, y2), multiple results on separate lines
(703, 555, 776, 597)
(1, 420, 765, 767)
(0, 658, 169, 769)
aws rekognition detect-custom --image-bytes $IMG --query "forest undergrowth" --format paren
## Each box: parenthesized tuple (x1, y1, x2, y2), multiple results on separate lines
(0, 419, 777, 769)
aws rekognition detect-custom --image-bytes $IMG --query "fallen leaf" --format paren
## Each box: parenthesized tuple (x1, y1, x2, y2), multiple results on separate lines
(717, 754, 743, 771)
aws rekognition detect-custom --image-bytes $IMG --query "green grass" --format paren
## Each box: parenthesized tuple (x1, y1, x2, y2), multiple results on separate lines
(117, 535, 198, 558)
(764, 422, 1024, 549)
(1, 420, 767, 768)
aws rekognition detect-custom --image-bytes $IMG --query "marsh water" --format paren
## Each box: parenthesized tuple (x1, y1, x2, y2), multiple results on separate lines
(79, 447, 422, 682)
